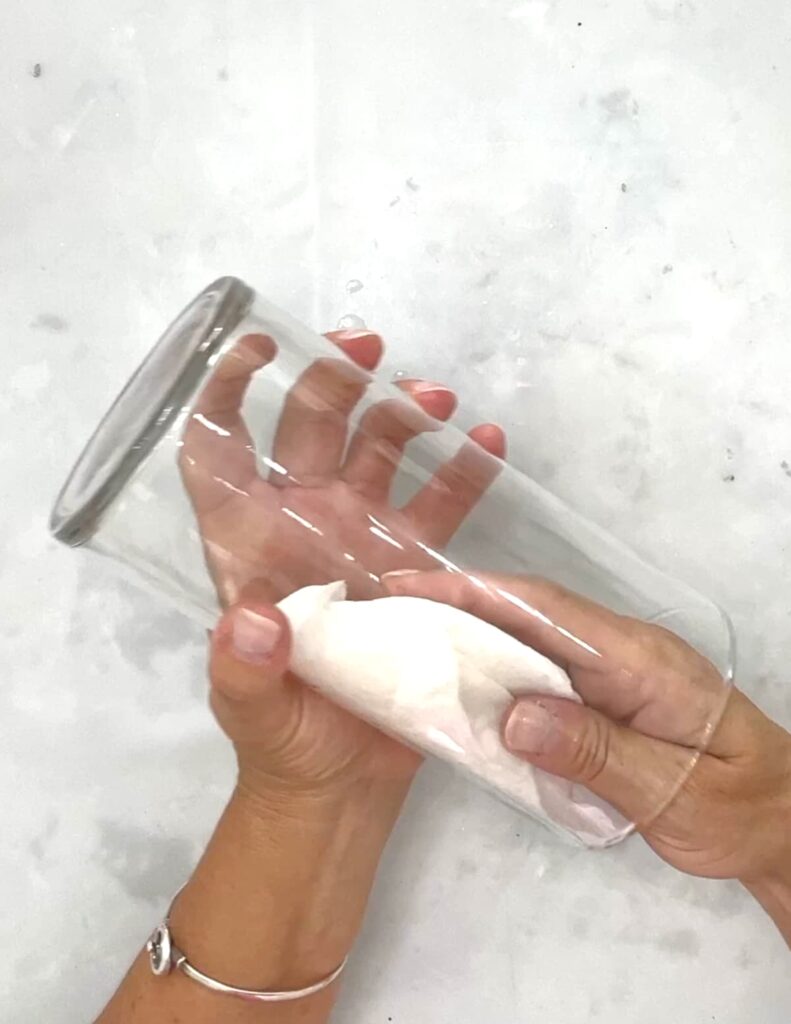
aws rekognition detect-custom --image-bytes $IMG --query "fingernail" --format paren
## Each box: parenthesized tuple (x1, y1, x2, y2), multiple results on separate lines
(409, 381, 453, 396)
(469, 423, 507, 459)
(401, 382, 457, 420)
(231, 608, 281, 664)
(336, 329, 377, 340)
(504, 702, 555, 754)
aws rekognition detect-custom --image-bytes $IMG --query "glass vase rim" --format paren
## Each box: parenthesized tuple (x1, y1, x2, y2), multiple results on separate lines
(49, 276, 253, 547)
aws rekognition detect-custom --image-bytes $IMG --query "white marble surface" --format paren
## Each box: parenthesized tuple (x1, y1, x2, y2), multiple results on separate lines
(2, 0, 790, 1020)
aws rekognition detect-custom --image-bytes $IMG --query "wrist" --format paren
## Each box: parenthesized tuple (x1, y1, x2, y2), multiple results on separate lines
(167, 774, 412, 994)
(743, 859, 791, 948)
(234, 763, 416, 833)
(743, 862, 791, 903)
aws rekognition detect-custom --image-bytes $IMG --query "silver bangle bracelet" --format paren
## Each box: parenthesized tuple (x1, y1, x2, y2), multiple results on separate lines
(146, 887, 348, 1003)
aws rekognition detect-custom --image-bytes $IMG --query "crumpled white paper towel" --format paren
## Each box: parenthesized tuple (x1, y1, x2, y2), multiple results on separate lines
(278, 582, 626, 846)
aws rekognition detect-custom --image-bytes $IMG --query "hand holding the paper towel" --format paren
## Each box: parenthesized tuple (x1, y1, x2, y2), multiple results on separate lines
(210, 562, 791, 938)
(385, 570, 791, 943)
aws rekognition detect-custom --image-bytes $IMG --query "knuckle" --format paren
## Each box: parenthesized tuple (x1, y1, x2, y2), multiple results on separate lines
(567, 713, 612, 785)
(532, 577, 566, 604)
(299, 358, 367, 412)
(632, 619, 686, 665)
(631, 622, 667, 659)
(209, 668, 250, 704)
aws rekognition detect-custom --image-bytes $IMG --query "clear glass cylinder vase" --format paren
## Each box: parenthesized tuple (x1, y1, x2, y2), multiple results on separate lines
(50, 277, 735, 848)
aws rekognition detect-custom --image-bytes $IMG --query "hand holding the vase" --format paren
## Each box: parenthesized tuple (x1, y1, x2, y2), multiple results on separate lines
(99, 329, 507, 1024)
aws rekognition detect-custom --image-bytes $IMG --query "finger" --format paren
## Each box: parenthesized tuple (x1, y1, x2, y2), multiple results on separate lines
(382, 570, 724, 747)
(179, 333, 276, 513)
(271, 331, 383, 483)
(399, 426, 506, 546)
(394, 378, 458, 421)
(503, 695, 692, 828)
(209, 602, 296, 744)
(467, 422, 507, 459)
(383, 569, 617, 668)
(340, 384, 456, 500)
(323, 329, 383, 371)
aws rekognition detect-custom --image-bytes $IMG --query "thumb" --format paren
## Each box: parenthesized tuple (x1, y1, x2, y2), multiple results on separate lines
(209, 603, 296, 743)
(503, 697, 692, 827)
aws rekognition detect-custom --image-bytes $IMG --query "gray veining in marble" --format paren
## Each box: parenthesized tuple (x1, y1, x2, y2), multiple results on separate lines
(1, 1, 790, 1021)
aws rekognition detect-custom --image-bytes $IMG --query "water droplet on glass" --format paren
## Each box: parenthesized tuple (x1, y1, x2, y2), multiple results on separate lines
(391, 369, 409, 380)
(346, 279, 364, 294)
(336, 313, 367, 331)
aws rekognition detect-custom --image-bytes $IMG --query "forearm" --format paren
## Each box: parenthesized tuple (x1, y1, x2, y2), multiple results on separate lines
(99, 777, 410, 1023)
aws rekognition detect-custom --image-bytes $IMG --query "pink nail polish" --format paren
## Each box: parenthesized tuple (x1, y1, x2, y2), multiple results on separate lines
(410, 381, 453, 396)
(336, 329, 376, 340)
